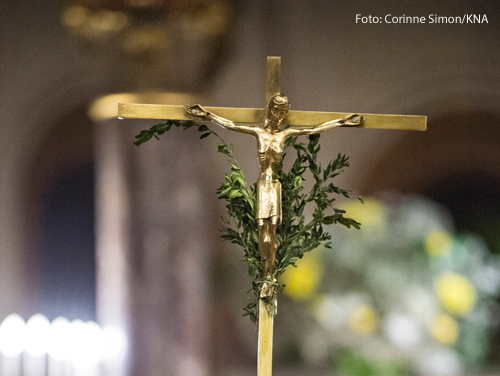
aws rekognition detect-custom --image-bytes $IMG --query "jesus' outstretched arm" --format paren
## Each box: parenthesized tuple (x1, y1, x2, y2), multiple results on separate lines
(185, 104, 259, 136)
(284, 113, 365, 137)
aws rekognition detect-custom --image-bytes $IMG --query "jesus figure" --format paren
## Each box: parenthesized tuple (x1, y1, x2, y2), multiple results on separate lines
(185, 94, 363, 298)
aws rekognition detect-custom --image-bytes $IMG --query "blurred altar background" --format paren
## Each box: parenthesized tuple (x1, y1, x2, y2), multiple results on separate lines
(1, 0, 500, 375)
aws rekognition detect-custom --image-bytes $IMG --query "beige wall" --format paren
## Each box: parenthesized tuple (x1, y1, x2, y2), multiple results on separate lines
(0, 1, 97, 316)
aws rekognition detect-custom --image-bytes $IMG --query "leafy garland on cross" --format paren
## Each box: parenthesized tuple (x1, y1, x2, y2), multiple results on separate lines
(134, 119, 362, 322)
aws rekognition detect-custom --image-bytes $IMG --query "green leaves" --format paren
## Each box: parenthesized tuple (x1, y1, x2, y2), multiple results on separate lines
(217, 163, 259, 280)
(275, 134, 362, 296)
(217, 133, 362, 322)
(134, 120, 362, 324)
(133, 120, 198, 146)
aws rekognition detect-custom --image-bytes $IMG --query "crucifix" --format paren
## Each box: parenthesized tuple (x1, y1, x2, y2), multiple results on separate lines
(118, 56, 426, 376)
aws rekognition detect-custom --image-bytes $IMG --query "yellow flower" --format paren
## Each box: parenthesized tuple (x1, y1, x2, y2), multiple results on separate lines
(425, 231, 452, 257)
(435, 272, 477, 316)
(282, 253, 322, 300)
(349, 304, 377, 333)
(430, 314, 459, 343)
(340, 198, 386, 228)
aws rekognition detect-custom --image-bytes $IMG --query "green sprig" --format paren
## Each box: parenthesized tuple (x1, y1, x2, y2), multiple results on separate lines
(134, 120, 361, 324)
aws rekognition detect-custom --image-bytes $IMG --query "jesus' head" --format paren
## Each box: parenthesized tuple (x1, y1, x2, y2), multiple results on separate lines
(266, 93, 290, 131)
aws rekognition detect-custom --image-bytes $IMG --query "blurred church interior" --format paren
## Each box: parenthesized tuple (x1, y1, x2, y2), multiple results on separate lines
(1, 0, 500, 375)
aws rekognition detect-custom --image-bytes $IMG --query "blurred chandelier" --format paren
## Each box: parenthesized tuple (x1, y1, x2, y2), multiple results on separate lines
(61, 0, 232, 92)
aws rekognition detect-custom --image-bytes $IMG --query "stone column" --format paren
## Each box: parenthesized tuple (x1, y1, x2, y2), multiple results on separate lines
(92, 94, 217, 376)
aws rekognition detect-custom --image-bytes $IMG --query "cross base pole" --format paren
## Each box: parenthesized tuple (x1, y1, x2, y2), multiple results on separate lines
(258, 299, 274, 376)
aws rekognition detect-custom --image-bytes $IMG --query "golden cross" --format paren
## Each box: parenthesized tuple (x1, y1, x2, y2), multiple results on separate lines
(118, 57, 426, 376)
(118, 57, 426, 132)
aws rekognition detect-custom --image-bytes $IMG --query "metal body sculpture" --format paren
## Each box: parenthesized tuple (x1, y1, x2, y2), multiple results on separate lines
(185, 96, 363, 298)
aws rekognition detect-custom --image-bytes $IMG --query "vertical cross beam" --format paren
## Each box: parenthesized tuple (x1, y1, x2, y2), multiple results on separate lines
(257, 56, 281, 376)
(260, 56, 280, 376)
(258, 302, 274, 376)
(265, 57, 281, 105)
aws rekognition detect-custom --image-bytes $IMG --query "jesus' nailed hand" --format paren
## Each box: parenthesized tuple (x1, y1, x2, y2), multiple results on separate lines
(185, 94, 364, 300)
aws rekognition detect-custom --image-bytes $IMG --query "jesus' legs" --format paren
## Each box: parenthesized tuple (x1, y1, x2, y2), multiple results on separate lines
(258, 216, 279, 298)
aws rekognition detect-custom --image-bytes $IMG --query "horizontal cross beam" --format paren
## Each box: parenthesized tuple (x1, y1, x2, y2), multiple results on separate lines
(118, 103, 426, 131)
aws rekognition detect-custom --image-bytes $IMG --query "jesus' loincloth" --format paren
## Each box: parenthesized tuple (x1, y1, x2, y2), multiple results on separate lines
(256, 179, 281, 223)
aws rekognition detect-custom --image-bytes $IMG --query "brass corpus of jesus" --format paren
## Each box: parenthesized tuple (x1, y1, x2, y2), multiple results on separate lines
(185, 97, 364, 300)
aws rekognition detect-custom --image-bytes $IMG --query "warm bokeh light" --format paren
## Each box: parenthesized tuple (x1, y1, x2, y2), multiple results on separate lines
(340, 198, 387, 229)
(435, 272, 477, 316)
(425, 231, 453, 257)
(349, 304, 377, 333)
(282, 253, 323, 300)
(430, 314, 460, 344)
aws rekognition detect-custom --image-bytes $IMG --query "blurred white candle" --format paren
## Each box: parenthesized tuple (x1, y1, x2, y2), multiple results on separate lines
(69, 320, 105, 376)
(24, 314, 50, 376)
(0, 314, 26, 376)
(48, 317, 71, 376)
